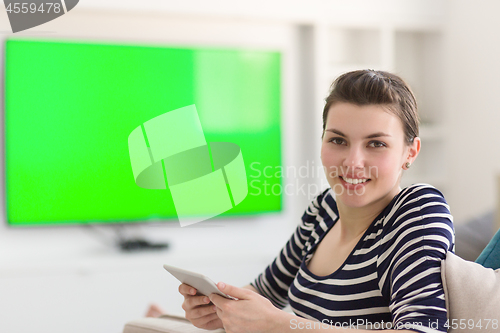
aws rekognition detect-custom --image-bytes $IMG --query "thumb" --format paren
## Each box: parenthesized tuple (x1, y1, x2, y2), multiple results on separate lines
(217, 282, 250, 300)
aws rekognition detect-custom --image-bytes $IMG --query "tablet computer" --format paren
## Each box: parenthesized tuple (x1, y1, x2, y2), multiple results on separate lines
(163, 264, 237, 300)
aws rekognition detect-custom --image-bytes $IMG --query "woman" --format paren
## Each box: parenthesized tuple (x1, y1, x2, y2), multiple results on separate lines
(178, 70, 455, 332)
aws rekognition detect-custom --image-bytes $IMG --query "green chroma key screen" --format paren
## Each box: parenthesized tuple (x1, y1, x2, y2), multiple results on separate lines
(4, 38, 282, 226)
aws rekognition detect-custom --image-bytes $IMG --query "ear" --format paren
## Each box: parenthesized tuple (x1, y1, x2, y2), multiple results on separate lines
(403, 137, 421, 170)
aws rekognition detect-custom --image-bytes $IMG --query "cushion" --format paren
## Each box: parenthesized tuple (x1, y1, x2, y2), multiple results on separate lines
(123, 315, 225, 333)
(476, 227, 500, 269)
(441, 252, 500, 332)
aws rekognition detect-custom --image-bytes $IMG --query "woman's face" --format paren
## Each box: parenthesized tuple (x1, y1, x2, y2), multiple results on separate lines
(321, 102, 420, 209)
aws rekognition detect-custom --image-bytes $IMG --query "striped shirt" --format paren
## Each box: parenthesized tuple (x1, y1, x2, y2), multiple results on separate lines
(251, 184, 455, 332)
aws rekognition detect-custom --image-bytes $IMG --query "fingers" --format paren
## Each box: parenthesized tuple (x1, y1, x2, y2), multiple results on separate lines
(184, 304, 217, 321)
(185, 294, 212, 309)
(203, 316, 224, 330)
(216, 282, 248, 300)
(209, 293, 227, 308)
(183, 297, 216, 319)
(178, 283, 223, 330)
(191, 313, 222, 330)
(178, 283, 197, 296)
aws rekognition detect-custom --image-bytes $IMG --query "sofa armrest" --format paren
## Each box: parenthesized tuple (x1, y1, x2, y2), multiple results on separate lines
(441, 252, 500, 332)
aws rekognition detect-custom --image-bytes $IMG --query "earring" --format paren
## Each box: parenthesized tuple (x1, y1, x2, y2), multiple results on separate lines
(405, 162, 411, 169)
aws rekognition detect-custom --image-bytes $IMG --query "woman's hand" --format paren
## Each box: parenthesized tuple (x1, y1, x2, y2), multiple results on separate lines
(209, 282, 286, 333)
(178, 283, 224, 330)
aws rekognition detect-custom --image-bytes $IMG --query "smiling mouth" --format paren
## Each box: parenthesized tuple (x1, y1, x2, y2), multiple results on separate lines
(339, 176, 371, 185)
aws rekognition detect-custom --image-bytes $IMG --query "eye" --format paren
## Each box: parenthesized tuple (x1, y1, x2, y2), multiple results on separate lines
(367, 140, 387, 148)
(328, 137, 346, 145)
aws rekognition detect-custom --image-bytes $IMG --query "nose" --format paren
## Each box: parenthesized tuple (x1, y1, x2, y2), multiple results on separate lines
(342, 145, 365, 170)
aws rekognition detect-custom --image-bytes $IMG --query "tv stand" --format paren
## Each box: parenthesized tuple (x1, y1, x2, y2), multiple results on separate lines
(81, 224, 170, 252)
(117, 238, 169, 252)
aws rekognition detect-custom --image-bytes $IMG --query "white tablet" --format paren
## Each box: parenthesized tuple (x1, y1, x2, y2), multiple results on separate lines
(163, 264, 238, 300)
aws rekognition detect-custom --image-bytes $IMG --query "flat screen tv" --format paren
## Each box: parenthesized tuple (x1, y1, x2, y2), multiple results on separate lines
(4, 38, 282, 227)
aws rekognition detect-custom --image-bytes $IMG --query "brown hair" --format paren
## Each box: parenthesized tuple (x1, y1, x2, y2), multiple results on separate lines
(322, 69, 419, 145)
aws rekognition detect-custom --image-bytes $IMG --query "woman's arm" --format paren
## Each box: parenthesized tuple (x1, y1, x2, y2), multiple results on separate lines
(250, 190, 328, 308)
(382, 186, 454, 332)
(210, 282, 416, 333)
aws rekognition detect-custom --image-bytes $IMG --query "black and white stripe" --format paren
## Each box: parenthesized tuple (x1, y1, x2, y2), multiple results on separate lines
(251, 184, 454, 333)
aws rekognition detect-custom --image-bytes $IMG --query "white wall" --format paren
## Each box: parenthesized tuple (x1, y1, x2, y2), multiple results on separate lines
(442, 0, 500, 225)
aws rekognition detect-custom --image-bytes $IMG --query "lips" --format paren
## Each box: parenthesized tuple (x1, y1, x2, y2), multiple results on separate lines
(339, 176, 371, 189)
